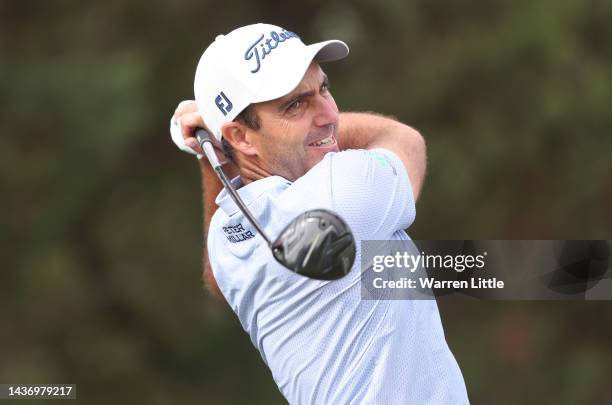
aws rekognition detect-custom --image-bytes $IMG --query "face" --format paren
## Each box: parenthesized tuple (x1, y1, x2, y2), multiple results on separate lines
(245, 63, 339, 181)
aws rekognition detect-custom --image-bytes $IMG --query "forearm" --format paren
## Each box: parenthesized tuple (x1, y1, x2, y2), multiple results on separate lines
(337, 111, 427, 200)
(338, 111, 414, 150)
(199, 159, 224, 297)
(171, 100, 235, 297)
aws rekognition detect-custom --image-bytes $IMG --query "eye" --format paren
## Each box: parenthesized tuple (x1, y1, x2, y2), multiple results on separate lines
(321, 81, 330, 94)
(286, 99, 302, 112)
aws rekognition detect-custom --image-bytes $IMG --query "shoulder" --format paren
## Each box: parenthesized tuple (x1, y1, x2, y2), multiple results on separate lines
(289, 149, 416, 239)
(292, 149, 406, 187)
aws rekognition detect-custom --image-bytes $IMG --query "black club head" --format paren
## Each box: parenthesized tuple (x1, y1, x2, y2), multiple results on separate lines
(271, 209, 356, 280)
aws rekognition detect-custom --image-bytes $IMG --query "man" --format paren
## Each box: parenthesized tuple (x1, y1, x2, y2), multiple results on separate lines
(171, 23, 469, 404)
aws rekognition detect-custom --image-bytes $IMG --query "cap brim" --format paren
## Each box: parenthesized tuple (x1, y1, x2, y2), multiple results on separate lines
(251, 40, 349, 103)
(311, 39, 350, 63)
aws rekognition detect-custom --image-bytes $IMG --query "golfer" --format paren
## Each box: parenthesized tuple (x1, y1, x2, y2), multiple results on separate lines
(171, 23, 469, 404)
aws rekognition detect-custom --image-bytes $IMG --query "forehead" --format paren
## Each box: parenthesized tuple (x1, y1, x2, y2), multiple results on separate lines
(286, 62, 325, 95)
(259, 62, 326, 108)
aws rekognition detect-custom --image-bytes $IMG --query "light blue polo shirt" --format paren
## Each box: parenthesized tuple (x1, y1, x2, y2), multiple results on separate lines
(208, 149, 469, 404)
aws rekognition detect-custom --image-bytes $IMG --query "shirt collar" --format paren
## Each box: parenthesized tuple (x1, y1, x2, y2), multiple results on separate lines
(215, 175, 292, 215)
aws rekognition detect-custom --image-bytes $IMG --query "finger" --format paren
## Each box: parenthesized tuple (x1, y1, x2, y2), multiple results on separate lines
(180, 111, 206, 140)
(173, 100, 198, 119)
(180, 112, 209, 154)
(184, 136, 204, 154)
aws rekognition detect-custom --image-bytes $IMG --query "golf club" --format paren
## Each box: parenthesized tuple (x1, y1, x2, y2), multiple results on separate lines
(196, 128, 356, 280)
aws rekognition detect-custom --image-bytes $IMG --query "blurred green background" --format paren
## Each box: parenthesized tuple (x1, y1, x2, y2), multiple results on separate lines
(1, 0, 611, 404)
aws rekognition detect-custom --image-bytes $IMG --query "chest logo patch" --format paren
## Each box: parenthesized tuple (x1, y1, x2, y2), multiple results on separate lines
(222, 223, 255, 243)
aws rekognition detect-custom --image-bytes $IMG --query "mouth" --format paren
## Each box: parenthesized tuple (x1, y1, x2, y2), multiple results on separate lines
(308, 134, 337, 148)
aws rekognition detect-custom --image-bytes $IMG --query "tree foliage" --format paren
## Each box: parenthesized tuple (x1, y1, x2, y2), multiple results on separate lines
(1, 1, 611, 403)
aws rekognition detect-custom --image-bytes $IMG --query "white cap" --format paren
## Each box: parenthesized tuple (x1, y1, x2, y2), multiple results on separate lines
(194, 23, 349, 141)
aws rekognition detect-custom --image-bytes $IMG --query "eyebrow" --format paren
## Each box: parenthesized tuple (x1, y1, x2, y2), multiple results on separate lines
(279, 74, 330, 111)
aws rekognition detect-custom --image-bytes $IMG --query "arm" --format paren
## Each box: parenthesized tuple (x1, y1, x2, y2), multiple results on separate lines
(172, 101, 238, 298)
(173, 104, 425, 296)
(337, 112, 427, 201)
(199, 159, 223, 297)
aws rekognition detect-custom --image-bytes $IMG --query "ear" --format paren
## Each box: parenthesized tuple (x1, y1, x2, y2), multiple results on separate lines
(221, 121, 258, 156)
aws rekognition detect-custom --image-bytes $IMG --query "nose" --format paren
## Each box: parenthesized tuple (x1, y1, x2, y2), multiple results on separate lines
(313, 93, 338, 127)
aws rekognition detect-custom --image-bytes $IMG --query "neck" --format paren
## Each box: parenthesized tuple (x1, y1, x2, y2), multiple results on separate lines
(235, 155, 273, 185)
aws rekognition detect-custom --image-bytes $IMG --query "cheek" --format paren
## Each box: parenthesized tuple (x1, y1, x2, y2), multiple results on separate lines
(260, 121, 306, 164)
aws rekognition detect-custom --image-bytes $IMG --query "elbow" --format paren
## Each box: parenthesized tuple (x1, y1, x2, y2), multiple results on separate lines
(401, 123, 426, 158)
(404, 125, 427, 200)
(408, 125, 426, 156)
(417, 129, 427, 175)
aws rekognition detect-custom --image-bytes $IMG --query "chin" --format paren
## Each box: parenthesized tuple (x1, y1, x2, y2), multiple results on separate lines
(305, 148, 336, 171)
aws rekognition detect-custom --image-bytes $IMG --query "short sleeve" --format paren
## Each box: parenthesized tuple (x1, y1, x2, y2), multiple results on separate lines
(327, 148, 415, 240)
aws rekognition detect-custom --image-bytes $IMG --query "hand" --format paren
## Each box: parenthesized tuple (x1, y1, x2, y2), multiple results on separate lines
(170, 100, 224, 161)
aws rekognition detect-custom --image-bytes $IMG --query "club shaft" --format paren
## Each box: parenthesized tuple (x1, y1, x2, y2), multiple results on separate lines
(196, 129, 272, 246)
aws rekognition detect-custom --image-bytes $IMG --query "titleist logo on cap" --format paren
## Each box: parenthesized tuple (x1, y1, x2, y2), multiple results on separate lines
(244, 30, 300, 74)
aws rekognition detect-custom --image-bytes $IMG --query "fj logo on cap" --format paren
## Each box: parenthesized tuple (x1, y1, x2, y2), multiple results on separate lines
(244, 30, 300, 74)
(215, 91, 233, 116)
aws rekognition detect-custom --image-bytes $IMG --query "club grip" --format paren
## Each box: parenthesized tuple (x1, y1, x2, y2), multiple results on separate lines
(195, 128, 222, 169)
(195, 128, 212, 143)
